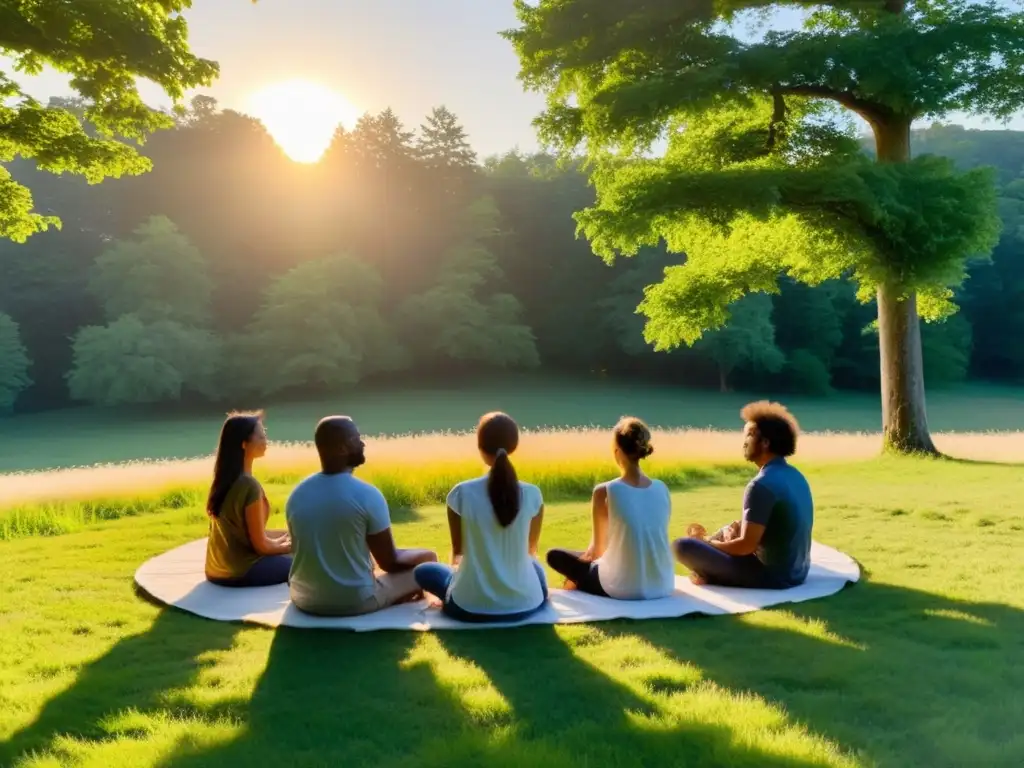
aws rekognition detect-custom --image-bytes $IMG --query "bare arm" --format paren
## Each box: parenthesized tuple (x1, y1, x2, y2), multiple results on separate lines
(447, 506, 463, 567)
(711, 521, 766, 556)
(711, 481, 773, 556)
(244, 502, 291, 556)
(365, 488, 437, 572)
(367, 527, 437, 573)
(583, 485, 610, 561)
(528, 505, 544, 557)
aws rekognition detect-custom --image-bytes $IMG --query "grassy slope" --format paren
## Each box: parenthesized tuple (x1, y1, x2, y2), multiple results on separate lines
(4, 376, 1024, 472)
(1, 458, 1023, 767)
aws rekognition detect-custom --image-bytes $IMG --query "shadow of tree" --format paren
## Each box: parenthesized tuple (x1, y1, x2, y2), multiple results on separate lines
(0, 609, 240, 766)
(156, 628, 446, 767)
(152, 621, 843, 768)
(938, 455, 1024, 468)
(604, 580, 1024, 766)
(433, 626, 841, 767)
(9, 571, 1020, 766)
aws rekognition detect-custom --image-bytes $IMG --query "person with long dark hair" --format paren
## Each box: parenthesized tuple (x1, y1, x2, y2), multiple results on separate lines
(546, 416, 675, 600)
(205, 411, 292, 587)
(413, 412, 548, 623)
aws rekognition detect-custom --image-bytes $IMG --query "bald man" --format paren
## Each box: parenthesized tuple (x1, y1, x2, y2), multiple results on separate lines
(285, 416, 437, 616)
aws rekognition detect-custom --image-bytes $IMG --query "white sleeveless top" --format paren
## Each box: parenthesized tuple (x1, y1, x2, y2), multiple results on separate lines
(595, 478, 675, 600)
(447, 476, 545, 615)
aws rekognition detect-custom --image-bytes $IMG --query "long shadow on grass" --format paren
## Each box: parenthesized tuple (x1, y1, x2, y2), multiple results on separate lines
(153, 622, 838, 768)
(154, 628, 463, 767)
(609, 581, 1024, 767)
(0, 609, 241, 766)
(435, 626, 840, 767)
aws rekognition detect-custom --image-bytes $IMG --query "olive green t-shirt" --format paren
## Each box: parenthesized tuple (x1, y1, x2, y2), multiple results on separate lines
(205, 474, 265, 579)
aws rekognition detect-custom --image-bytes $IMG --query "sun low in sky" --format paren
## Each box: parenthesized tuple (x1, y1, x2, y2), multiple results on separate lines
(246, 80, 362, 163)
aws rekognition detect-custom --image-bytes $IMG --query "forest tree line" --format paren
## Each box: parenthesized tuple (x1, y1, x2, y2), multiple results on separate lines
(0, 97, 1022, 413)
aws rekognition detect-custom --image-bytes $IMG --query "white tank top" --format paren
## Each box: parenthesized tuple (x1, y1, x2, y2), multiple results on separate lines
(595, 478, 675, 600)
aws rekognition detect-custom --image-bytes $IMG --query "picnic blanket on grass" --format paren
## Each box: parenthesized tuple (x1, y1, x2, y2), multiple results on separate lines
(134, 538, 860, 631)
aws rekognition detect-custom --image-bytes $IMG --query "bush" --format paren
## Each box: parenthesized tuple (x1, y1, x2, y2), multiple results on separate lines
(783, 349, 833, 396)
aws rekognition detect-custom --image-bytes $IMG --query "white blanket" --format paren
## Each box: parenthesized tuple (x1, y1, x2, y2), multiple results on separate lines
(134, 539, 859, 632)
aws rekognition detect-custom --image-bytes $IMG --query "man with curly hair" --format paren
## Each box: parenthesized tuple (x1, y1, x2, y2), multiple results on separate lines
(675, 401, 814, 589)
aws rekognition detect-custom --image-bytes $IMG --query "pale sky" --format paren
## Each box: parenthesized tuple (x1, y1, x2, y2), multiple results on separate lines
(10, 0, 1024, 159)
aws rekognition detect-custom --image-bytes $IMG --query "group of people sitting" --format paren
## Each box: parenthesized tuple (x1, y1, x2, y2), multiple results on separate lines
(203, 401, 814, 623)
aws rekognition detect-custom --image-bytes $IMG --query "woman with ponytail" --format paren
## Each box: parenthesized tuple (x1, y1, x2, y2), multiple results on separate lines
(414, 412, 548, 622)
(546, 416, 675, 600)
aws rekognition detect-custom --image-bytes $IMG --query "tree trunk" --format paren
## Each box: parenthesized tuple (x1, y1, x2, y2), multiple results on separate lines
(718, 366, 730, 393)
(876, 283, 937, 454)
(871, 116, 940, 455)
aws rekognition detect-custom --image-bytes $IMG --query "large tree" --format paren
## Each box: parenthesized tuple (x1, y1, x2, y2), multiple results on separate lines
(238, 255, 409, 398)
(399, 197, 540, 369)
(1, 0, 219, 241)
(506, 0, 1021, 453)
(66, 214, 221, 405)
(89, 215, 213, 325)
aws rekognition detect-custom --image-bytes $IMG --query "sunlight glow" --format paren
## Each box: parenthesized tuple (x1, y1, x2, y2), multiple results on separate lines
(247, 80, 361, 163)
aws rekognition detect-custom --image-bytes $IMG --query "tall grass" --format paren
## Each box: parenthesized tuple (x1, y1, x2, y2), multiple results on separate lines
(0, 488, 204, 540)
(2, 427, 1021, 542)
(0, 458, 749, 542)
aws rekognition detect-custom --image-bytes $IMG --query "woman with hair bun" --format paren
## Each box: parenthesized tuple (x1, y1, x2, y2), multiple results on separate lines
(546, 416, 675, 600)
(414, 412, 548, 622)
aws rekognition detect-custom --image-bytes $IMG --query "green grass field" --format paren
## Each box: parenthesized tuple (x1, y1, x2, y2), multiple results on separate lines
(2, 452, 1023, 767)
(4, 375, 1024, 473)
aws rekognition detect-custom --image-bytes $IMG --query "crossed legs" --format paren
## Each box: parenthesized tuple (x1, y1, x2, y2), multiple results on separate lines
(545, 549, 609, 596)
(673, 537, 786, 589)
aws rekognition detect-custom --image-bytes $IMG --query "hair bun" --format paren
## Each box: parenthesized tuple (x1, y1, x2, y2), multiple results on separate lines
(644, 444, 654, 458)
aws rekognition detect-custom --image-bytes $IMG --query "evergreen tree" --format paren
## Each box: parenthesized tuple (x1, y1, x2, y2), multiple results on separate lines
(351, 108, 417, 169)
(417, 106, 478, 170)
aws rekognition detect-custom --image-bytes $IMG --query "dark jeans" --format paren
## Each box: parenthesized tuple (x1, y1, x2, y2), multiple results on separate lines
(674, 538, 789, 589)
(546, 548, 609, 597)
(208, 555, 292, 587)
(414, 561, 549, 623)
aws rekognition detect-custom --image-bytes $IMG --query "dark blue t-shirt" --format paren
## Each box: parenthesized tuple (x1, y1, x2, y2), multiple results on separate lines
(742, 457, 814, 586)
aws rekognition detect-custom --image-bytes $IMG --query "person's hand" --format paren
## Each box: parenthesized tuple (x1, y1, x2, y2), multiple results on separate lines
(720, 521, 740, 542)
(687, 523, 707, 540)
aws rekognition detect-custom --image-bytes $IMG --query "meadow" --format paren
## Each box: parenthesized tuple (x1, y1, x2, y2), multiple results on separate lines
(3, 375, 1024, 473)
(2, 380, 1024, 767)
(1, 418, 1023, 767)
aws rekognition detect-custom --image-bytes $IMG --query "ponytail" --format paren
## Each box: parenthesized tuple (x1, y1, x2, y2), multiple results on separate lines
(487, 447, 521, 527)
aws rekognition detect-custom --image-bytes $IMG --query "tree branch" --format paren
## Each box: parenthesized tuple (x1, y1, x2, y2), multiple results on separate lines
(780, 84, 892, 125)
